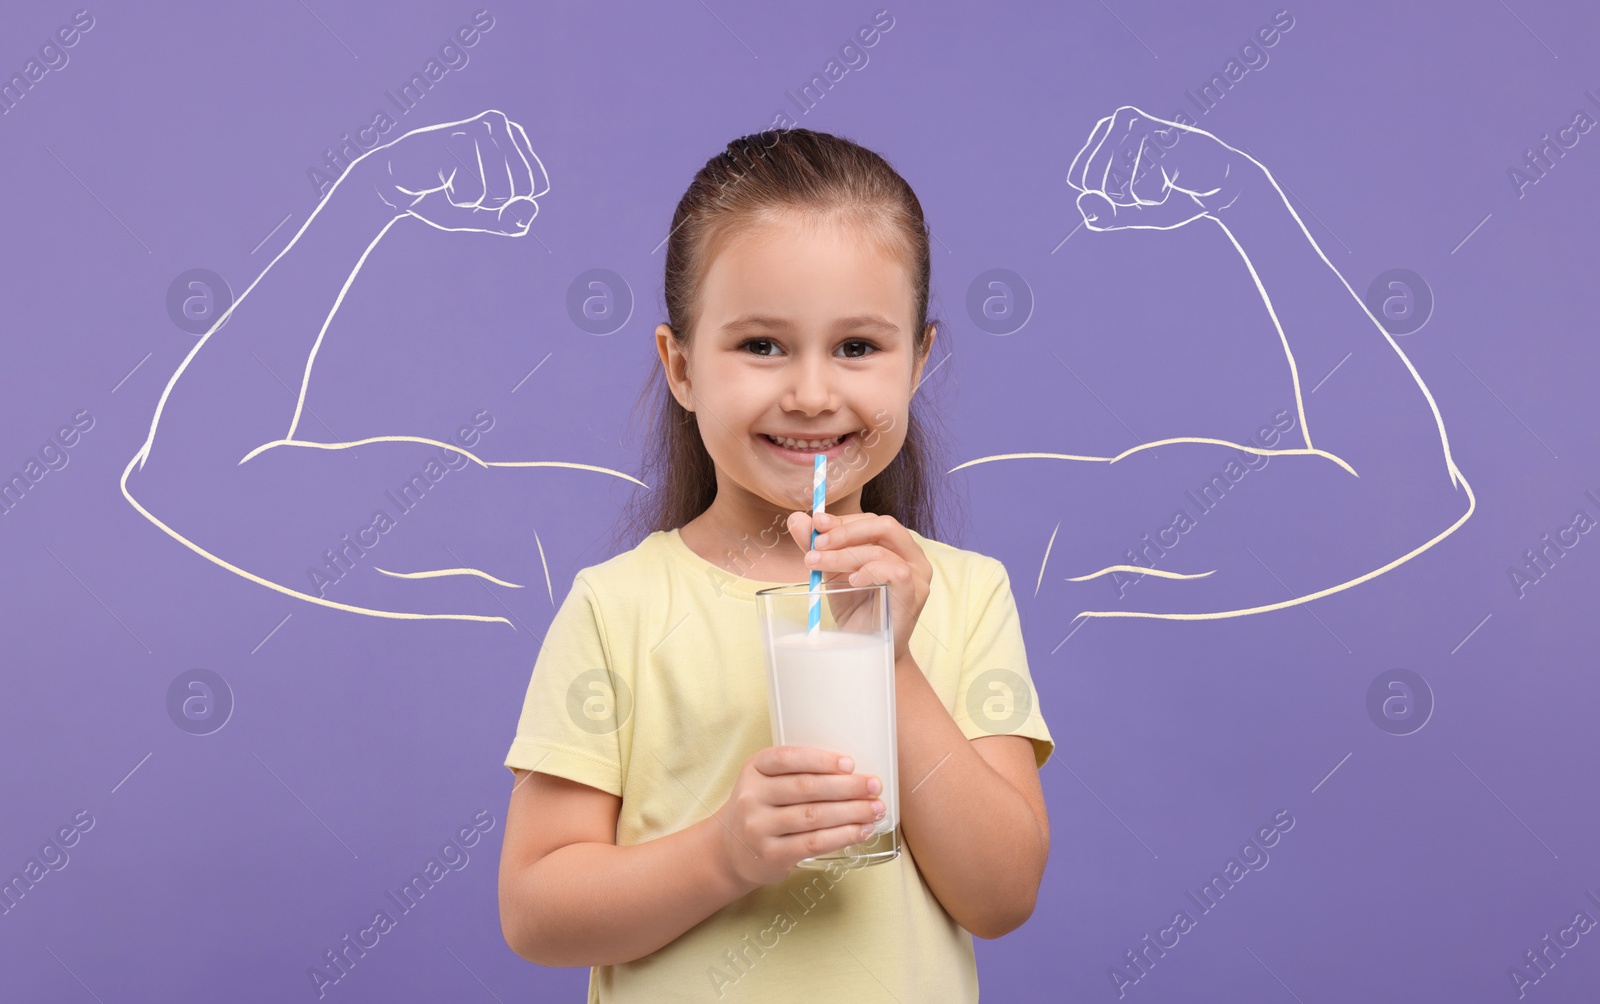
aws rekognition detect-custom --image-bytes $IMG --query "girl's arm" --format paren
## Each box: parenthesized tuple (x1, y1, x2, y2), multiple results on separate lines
(784, 514, 1050, 936)
(501, 744, 884, 966)
(892, 655, 1049, 939)
(499, 770, 753, 967)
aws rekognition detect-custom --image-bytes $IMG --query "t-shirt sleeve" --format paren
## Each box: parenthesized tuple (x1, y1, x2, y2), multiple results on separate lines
(950, 556, 1055, 769)
(503, 572, 626, 797)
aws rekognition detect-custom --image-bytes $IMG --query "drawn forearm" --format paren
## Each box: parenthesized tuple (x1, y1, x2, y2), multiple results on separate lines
(1211, 181, 1456, 484)
(139, 180, 400, 474)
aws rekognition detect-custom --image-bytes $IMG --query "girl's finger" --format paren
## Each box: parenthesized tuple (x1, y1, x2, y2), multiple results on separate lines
(803, 511, 872, 554)
(786, 511, 813, 552)
(755, 745, 855, 777)
(811, 512, 887, 547)
(806, 542, 896, 576)
(772, 799, 883, 837)
(769, 771, 878, 807)
(852, 558, 917, 590)
(815, 514, 922, 567)
(784, 822, 881, 859)
(813, 511, 875, 528)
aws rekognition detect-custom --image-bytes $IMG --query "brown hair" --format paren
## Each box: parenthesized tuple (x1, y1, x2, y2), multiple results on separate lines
(608, 127, 966, 555)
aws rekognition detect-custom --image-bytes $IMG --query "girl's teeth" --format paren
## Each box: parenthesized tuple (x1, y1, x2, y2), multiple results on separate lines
(770, 434, 844, 450)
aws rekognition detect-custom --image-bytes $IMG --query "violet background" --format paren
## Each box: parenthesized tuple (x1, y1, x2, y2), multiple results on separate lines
(2, 1, 1598, 1001)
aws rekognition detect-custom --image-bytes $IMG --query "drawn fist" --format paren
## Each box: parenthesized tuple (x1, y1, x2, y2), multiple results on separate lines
(358, 108, 548, 236)
(1066, 104, 1262, 231)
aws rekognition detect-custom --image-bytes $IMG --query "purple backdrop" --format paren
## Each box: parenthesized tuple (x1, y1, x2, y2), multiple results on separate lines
(3, 2, 1598, 1001)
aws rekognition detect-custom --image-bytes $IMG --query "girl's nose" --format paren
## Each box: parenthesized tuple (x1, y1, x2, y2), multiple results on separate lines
(783, 357, 836, 412)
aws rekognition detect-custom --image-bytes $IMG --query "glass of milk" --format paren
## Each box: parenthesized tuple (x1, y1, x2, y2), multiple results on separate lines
(754, 581, 900, 870)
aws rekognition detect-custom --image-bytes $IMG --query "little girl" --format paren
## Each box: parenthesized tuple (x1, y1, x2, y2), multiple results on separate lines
(498, 127, 1054, 1002)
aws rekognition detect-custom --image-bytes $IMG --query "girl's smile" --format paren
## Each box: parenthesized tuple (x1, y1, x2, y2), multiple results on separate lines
(757, 428, 861, 462)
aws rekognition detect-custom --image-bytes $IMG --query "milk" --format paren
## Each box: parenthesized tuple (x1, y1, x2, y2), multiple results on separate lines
(767, 630, 898, 834)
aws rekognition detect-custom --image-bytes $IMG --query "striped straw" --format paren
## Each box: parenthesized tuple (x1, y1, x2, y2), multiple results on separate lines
(808, 453, 826, 637)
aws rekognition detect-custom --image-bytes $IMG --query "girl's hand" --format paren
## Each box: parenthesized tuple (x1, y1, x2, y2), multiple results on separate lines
(786, 511, 932, 665)
(1066, 104, 1266, 231)
(714, 746, 885, 889)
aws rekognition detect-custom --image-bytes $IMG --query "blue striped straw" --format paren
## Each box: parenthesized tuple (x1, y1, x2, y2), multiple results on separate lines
(808, 453, 826, 637)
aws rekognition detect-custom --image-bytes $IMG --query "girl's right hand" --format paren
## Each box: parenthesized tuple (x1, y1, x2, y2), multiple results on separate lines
(713, 746, 885, 889)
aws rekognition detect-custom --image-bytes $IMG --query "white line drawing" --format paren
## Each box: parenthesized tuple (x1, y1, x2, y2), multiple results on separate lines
(120, 110, 643, 626)
(953, 106, 1476, 622)
(122, 104, 1474, 630)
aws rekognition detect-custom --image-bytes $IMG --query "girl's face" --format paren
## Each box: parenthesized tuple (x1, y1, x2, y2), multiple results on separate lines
(656, 209, 933, 520)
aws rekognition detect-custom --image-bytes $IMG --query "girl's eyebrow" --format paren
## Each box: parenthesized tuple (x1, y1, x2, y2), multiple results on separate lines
(722, 313, 900, 333)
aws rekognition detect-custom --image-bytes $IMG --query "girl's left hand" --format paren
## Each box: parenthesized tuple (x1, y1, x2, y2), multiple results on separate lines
(786, 511, 931, 665)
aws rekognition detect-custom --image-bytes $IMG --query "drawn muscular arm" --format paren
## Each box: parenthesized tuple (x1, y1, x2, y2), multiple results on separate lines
(120, 111, 554, 623)
(132, 111, 544, 476)
(964, 107, 1472, 620)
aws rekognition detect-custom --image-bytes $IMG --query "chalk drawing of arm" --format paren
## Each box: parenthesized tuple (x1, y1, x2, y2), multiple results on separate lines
(955, 106, 1474, 622)
(121, 109, 637, 625)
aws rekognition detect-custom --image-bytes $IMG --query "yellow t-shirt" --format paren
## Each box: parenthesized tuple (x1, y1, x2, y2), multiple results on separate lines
(504, 527, 1054, 1003)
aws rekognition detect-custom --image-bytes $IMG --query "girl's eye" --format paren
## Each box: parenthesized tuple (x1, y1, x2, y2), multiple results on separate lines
(737, 339, 879, 358)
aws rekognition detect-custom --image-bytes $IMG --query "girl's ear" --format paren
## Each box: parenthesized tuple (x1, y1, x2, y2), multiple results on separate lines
(655, 323, 695, 412)
(911, 323, 937, 391)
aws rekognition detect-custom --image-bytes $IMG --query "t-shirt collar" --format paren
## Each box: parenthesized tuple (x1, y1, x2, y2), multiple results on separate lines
(655, 528, 807, 600)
